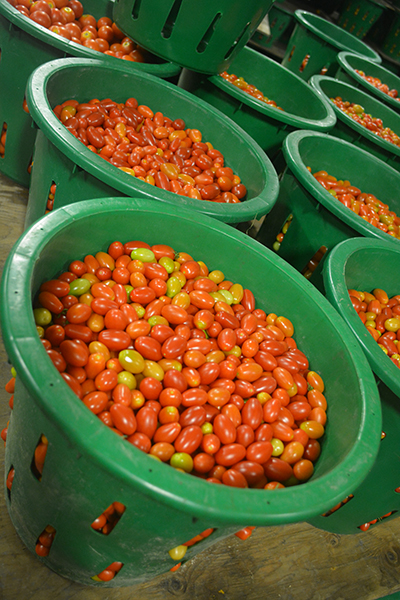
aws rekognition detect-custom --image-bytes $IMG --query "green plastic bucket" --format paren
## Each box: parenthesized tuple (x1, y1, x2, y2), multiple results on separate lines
(0, 196, 381, 584)
(337, 0, 385, 39)
(309, 75, 400, 173)
(308, 237, 400, 534)
(336, 51, 400, 113)
(282, 10, 381, 81)
(256, 130, 400, 289)
(0, 0, 181, 190)
(112, 0, 275, 75)
(24, 57, 279, 228)
(179, 46, 336, 162)
(381, 10, 400, 60)
(249, 3, 294, 50)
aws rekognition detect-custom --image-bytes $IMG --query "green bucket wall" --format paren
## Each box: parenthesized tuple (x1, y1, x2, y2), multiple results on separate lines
(256, 130, 400, 290)
(308, 237, 400, 534)
(112, 0, 275, 74)
(309, 75, 400, 173)
(336, 51, 400, 113)
(249, 3, 294, 50)
(24, 57, 279, 228)
(337, 0, 385, 39)
(381, 10, 400, 61)
(282, 10, 381, 81)
(179, 46, 336, 162)
(0, 0, 180, 189)
(0, 197, 381, 584)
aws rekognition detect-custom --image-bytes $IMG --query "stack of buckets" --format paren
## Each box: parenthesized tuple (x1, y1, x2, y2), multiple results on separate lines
(0, 0, 399, 591)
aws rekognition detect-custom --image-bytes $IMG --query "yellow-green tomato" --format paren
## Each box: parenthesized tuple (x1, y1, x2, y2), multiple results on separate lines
(69, 278, 91, 296)
(168, 545, 188, 561)
(148, 315, 169, 327)
(271, 438, 284, 456)
(201, 422, 213, 435)
(117, 371, 137, 389)
(159, 256, 175, 273)
(218, 289, 234, 305)
(142, 360, 164, 381)
(166, 277, 182, 298)
(170, 452, 193, 473)
(229, 283, 244, 304)
(118, 349, 145, 374)
(130, 248, 155, 262)
(33, 307, 52, 326)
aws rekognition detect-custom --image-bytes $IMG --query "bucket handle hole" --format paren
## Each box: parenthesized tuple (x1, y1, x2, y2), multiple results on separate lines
(272, 213, 293, 253)
(161, 0, 183, 40)
(131, 0, 141, 20)
(169, 528, 216, 565)
(358, 510, 397, 531)
(301, 246, 328, 281)
(6, 466, 15, 501)
(322, 493, 354, 517)
(299, 54, 310, 73)
(46, 181, 57, 214)
(0, 122, 7, 159)
(35, 524, 56, 557)
(30, 433, 48, 481)
(196, 12, 223, 55)
(92, 561, 124, 582)
(287, 45, 295, 62)
(223, 19, 250, 60)
(91, 501, 126, 535)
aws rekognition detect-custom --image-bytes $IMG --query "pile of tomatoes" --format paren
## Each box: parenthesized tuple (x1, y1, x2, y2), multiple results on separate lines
(331, 96, 400, 148)
(7, 0, 146, 62)
(28, 239, 327, 490)
(312, 169, 400, 240)
(348, 287, 400, 368)
(219, 72, 284, 111)
(355, 70, 400, 103)
(55, 97, 247, 203)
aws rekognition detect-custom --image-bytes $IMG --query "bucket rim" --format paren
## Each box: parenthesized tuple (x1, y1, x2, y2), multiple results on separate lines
(309, 74, 400, 160)
(282, 129, 400, 248)
(336, 51, 400, 113)
(322, 236, 400, 397)
(207, 46, 337, 131)
(25, 57, 279, 224)
(294, 9, 382, 63)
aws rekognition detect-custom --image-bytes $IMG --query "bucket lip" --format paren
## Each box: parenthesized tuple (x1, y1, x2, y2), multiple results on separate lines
(207, 46, 337, 132)
(0, 197, 382, 525)
(309, 74, 400, 159)
(323, 237, 400, 397)
(282, 129, 400, 247)
(336, 51, 400, 113)
(294, 10, 382, 63)
(0, 0, 181, 77)
(25, 57, 279, 224)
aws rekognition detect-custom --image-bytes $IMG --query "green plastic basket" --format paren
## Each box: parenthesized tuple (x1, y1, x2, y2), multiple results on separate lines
(337, 0, 385, 39)
(282, 10, 381, 81)
(336, 51, 400, 113)
(112, 0, 275, 75)
(0, 196, 381, 584)
(24, 57, 279, 228)
(256, 130, 400, 289)
(249, 3, 294, 50)
(308, 237, 400, 534)
(179, 46, 336, 162)
(309, 75, 400, 173)
(0, 0, 181, 190)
